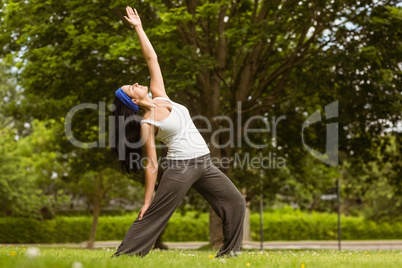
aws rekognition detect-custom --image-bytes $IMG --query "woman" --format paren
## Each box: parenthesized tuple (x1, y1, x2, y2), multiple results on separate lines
(111, 6, 246, 259)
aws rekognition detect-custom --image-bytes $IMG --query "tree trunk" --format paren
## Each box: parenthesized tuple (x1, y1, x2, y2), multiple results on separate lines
(87, 201, 101, 249)
(209, 206, 223, 249)
(206, 127, 225, 249)
(242, 188, 251, 242)
(87, 172, 104, 249)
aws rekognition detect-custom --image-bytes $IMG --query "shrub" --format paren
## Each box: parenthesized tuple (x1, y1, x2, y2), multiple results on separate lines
(1, 209, 401, 243)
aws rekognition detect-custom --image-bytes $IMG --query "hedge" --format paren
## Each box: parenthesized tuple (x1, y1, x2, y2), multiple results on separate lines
(0, 211, 209, 243)
(1, 210, 401, 243)
(249, 210, 402, 240)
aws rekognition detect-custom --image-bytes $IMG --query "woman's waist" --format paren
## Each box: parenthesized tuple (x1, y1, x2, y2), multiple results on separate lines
(164, 152, 211, 165)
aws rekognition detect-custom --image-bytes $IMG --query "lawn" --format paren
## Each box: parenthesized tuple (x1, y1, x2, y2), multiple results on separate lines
(1, 245, 402, 268)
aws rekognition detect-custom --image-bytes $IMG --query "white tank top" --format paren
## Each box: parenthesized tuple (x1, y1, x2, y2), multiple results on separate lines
(140, 97, 210, 159)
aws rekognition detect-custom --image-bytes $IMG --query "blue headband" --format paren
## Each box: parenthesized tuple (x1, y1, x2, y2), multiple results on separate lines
(115, 88, 139, 113)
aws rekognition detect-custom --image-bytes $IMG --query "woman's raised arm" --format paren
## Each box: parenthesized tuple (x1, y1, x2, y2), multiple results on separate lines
(124, 6, 168, 99)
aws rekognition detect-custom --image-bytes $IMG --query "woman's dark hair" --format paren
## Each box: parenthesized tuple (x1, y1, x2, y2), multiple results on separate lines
(111, 96, 143, 174)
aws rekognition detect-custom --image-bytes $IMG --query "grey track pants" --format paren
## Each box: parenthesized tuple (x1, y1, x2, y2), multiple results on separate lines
(111, 153, 246, 258)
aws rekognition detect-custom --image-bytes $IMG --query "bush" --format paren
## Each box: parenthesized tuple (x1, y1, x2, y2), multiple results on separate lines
(1, 208, 401, 243)
(0, 211, 209, 243)
(249, 208, 402, 240)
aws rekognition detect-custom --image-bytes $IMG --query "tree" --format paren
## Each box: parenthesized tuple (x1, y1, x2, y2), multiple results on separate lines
(0, 119, 70, 219)
(343, 134, 402, 221)
(1, 0, 400, 247)
(66, 168, 144, 248)
(0, 62, 17, 129)
(1, 64, 67, 219)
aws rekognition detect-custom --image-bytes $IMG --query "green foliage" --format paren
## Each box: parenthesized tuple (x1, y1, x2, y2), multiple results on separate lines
(66, 168, 145, 213)
(0, 119, 71, 219)
(0, 0, 401, 222)
(250, 209, 402, 241)
(340, 134, 402, 220)
(1, 209, 402, 243)
(0, 211, 209, 243)
(0, 63, 17, 129)
(0, 126, 40, 218)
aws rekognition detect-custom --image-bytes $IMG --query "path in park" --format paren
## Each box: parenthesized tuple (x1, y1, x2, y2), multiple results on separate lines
(4, 241, 402, 250)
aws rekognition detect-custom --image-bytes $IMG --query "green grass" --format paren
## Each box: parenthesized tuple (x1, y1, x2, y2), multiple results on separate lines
(1, 245, 402, 268)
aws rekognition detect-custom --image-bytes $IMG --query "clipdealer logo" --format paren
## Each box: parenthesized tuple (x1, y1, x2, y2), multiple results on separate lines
(302, 101, 339, 167)
(64, 100, 339, 168)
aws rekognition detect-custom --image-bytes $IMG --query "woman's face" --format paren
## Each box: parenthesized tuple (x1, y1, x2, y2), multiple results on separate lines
(122, 83, 148, 100)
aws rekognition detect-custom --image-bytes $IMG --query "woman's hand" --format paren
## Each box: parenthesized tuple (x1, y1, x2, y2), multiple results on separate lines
(124, 6, 142, 28)
(138, 203, 150, 220)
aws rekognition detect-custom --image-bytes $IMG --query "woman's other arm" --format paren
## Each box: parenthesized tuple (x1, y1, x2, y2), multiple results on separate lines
(137, 123, 158, 220)
(124, 6, 168, 99)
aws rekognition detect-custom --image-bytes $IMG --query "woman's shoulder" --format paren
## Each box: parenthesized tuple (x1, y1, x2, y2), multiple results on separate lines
(153, 96, 173, 103)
